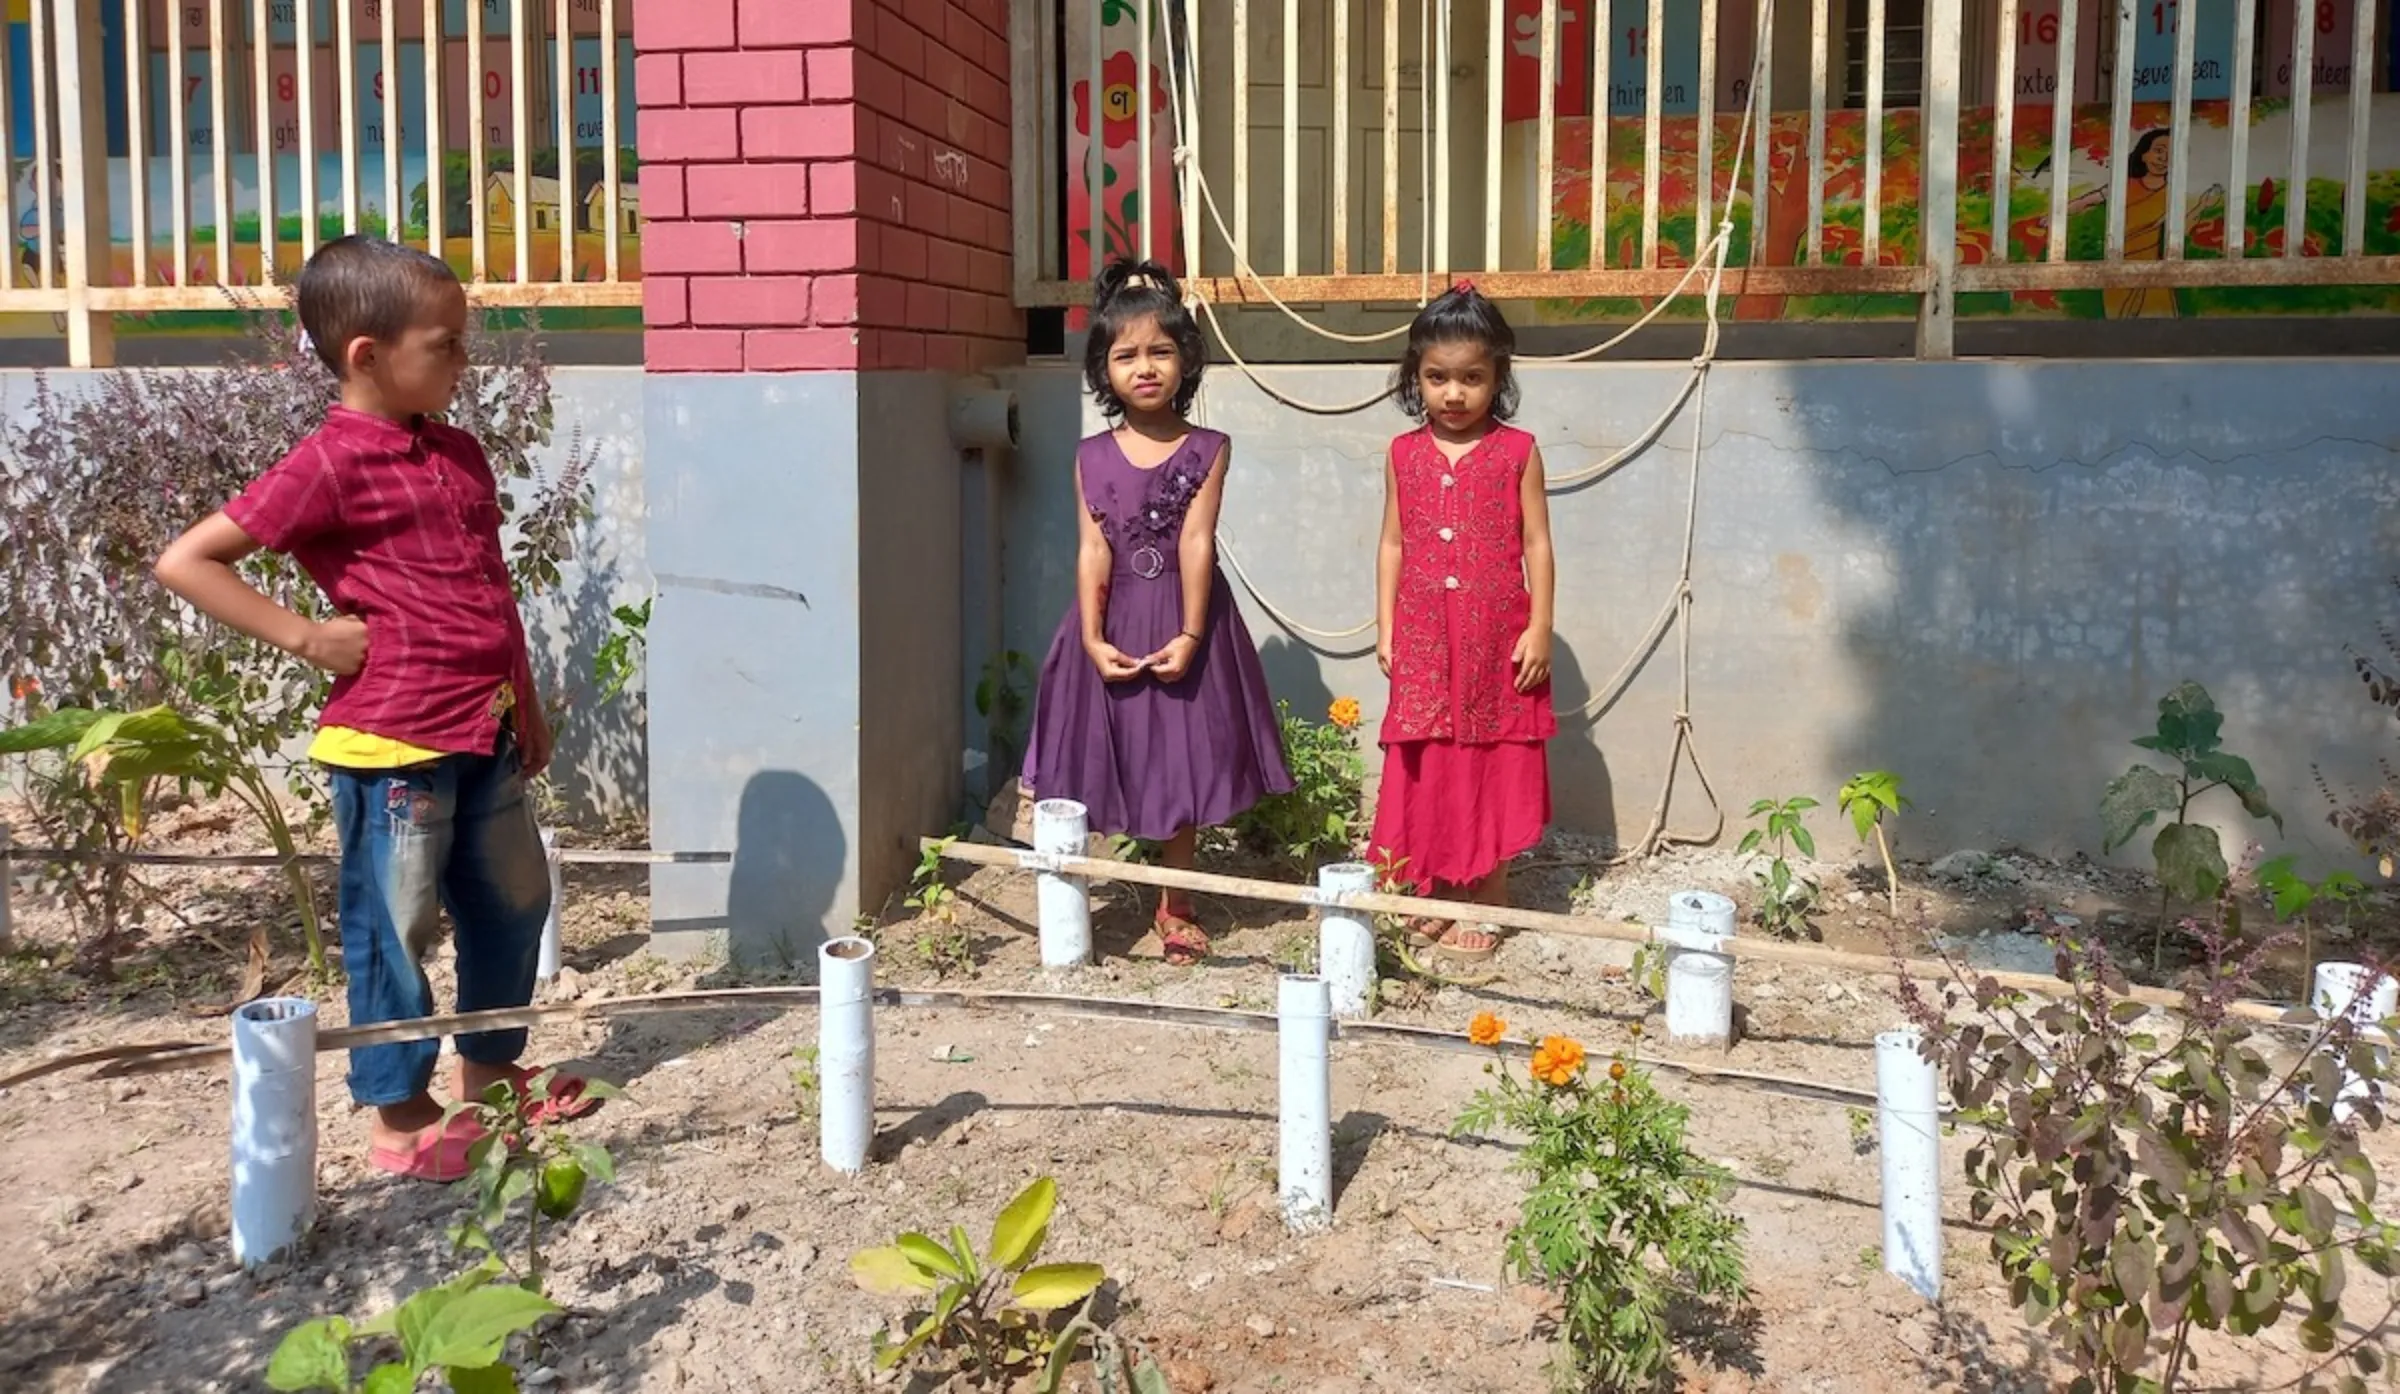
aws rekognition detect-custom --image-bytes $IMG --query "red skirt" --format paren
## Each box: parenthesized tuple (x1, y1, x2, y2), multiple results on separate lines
(1368, 739, 1551, 890)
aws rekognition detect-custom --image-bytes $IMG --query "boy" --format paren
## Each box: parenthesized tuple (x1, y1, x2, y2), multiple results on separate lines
(156, 235, 595, 1182)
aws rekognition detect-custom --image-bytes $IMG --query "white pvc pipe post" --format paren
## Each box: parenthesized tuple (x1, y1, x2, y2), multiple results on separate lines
(230, 997, 319, 1268)
(1277, 973, 1333, 1233)
(1033, 799, 1092, 968)
(535, 828, 563, 985)
(1876, 1027, 1943, 1303)
(1663, 890, 1737, 1049)
(1315, 862, 1377, 1019)
(819, 936, 878, 1174)
(2313, 962, 2398, 1123)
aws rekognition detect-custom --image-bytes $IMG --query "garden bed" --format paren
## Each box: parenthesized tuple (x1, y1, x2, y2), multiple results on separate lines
(0, 806, 2395, 1393)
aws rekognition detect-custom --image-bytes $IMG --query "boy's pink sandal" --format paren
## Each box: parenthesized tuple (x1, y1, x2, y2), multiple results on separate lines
(506, 1064, 605, 1125)
(368, 1112, 487, 1184)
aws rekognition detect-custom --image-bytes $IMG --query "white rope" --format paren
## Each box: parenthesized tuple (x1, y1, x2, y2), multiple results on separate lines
(1217, 533, 1378, 646)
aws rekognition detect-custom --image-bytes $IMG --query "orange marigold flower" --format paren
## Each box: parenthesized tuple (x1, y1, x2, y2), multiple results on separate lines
(1327, 697, 1362, 730)
(1528, 1035, 1586, 1088)
(1608, 1059, 1628, 1082)
(8, 676, 35, 701)
(1467, 1011, 1507, 1046)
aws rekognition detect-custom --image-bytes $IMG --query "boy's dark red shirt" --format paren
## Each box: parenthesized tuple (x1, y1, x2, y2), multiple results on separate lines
(224, 405, 536, 755)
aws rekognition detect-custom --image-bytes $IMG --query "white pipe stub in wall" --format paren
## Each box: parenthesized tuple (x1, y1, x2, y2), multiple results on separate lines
(1033, 799, 1093, 968)
(1662, 890, 1737, 1050)
(949, 386, 1020, 451)
(1315, 861, 1377, 1019)
(230, 997, 319, 1268)
(1876, 1027, 1943, 1303)
(819, 936, 879, 1174)
(1278, 973, 1334, 1234)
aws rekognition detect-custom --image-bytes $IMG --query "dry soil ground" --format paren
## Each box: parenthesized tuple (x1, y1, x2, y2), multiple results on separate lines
(1, 802, 2396, 1393)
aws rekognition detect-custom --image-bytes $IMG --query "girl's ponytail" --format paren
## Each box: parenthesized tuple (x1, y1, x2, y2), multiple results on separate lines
(1092, 257, 1182, 314)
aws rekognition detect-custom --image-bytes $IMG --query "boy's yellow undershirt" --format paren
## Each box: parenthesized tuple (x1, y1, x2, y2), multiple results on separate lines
(306, 685, 516, 770)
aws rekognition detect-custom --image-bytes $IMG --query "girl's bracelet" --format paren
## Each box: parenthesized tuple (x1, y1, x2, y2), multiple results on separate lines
(1177, 629, 1202, 646)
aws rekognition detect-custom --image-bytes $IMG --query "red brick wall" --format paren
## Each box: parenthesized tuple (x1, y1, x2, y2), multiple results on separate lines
(634, 0, 1021, 373)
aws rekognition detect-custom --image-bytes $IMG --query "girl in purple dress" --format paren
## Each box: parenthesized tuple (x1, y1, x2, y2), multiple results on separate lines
(1023, 259, 1293, 965)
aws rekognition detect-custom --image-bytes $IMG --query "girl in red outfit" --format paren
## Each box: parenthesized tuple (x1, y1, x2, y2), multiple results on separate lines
(1369, 284, 1557, 961)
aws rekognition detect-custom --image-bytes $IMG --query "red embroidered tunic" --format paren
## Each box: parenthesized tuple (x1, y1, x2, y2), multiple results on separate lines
(1380, 424, 1556, 747)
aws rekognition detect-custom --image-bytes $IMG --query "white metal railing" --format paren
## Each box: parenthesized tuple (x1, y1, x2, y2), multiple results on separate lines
(6, 0, 638, 366)
(1017, 0, 2400, 357)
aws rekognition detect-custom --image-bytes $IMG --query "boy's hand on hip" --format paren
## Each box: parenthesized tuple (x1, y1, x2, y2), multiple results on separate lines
(1511, 628, 1551, 693)
(298, 616, 368, 676)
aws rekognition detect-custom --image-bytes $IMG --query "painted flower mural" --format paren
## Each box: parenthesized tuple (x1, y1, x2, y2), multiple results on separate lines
(1068, 30, 1180, 280)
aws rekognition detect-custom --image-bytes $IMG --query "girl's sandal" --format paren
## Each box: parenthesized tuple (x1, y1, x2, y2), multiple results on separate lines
(1432, 923, 1501, 962)
(1156, 910, 1211, 966)
(1405, 916, 1453, 949)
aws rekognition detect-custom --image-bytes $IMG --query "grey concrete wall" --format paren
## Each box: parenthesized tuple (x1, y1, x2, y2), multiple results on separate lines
(0, 365, 650, 824)
(645, 374, 862, 967)
(857, 373, 968, 902)
(526, 368, 649, 824)
(990, 358, 2400, 876)
(643, 371, 966, 967)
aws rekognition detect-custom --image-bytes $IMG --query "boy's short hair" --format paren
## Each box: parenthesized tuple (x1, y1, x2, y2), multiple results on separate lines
(295, 235, 462, 376)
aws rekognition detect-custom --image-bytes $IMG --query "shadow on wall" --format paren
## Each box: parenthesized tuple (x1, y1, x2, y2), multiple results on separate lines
(1547, 635, 1620, 851)
(526, 555, 648, 826)
(725, 769, 847, 977)
(1776, 361, 2400, 875)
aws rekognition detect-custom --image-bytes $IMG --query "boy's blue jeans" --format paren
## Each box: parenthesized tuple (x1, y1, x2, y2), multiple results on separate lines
(327, 740, 551, 1108)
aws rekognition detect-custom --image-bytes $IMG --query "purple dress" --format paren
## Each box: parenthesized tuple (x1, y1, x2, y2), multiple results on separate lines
(1023, 429, 1294, 841)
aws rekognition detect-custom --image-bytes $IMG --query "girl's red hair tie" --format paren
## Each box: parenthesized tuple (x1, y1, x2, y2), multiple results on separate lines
(1452, 276, 1477, 295)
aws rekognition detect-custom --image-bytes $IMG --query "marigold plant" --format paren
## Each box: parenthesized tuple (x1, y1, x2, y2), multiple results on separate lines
(1455, 1022, 1748, 1391)
(1227, 699, 1365, 871)
(1327, 696, 1362, 730)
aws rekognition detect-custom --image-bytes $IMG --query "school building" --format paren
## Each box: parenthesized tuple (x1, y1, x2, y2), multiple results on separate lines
(3, 0, 2396, 960)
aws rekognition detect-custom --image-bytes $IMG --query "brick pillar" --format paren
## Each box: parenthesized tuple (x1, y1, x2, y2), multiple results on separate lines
(635, 0, 1020, 373)
(634, 0, 1016, 964)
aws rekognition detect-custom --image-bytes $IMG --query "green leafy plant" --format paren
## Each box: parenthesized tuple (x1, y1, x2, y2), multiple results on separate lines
(2317, 576, 2400, 880)
(906, 839, 960, 925)
(850, 1176, 1143, 1391)
(0, 704, 326, 971)
(2101, 680, 2283, 963)
(1454, 1017, 1749, 1391)
(591, 596, 651, 703)
(913, 927, 977, 980)
(1103, 833, 1159, 865)
(1838, 770, 1911, 918)
(1738, 796, 1821, 939)
(446, 1070, 622, 1290)
(266, 1259, 559, 1393)
(2255, 856, 2371, 997)
(1900, 917, 2399, 1394)
(1228, 699, 1365, 872)
(0, 314, 589, 966)
(975, 650, 1033, 793)
(791, 1044, 822, 1123)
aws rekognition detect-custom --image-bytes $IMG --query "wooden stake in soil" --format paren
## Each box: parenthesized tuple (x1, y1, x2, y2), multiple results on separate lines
(927, 838, 2291, 1025)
